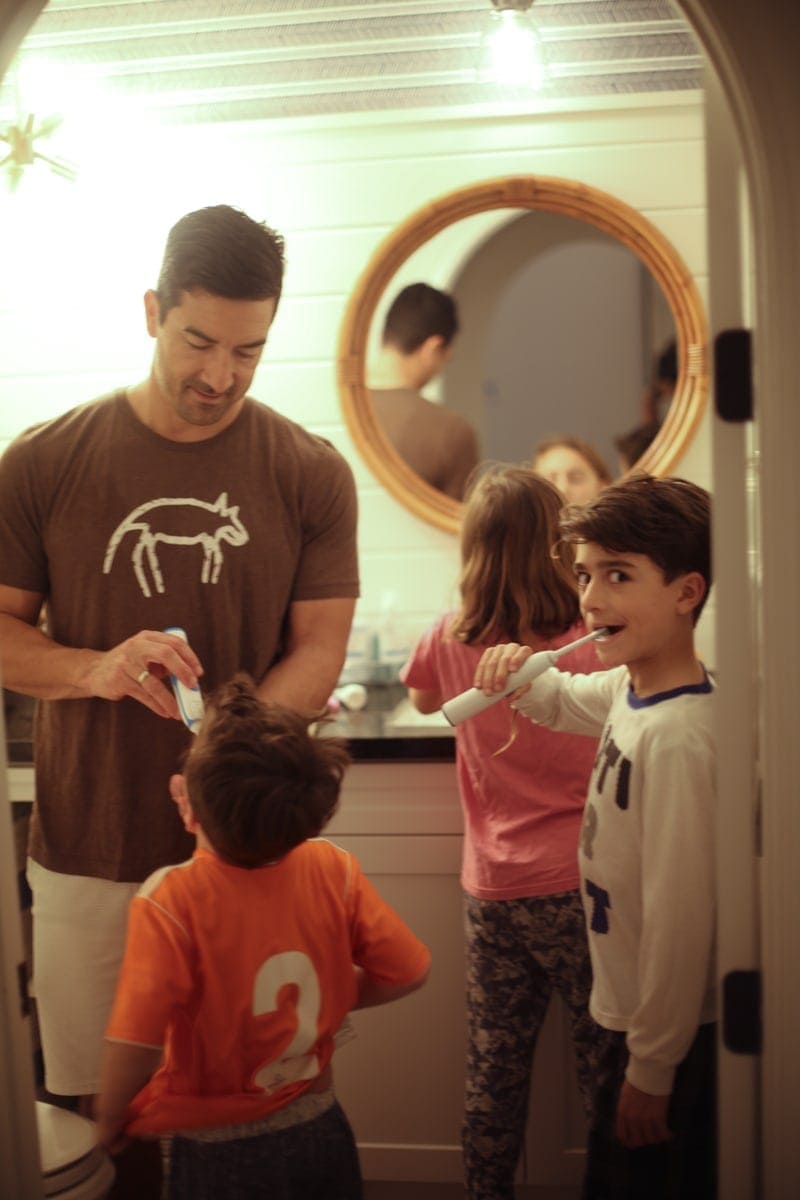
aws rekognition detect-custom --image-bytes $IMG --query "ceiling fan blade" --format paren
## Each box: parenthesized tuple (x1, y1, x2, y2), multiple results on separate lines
(36, 151, 78, 181)
(22, 112, 35, 136)
(34, 113, 64, 141)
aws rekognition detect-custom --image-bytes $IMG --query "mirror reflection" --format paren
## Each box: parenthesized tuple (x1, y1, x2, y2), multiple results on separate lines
(366, 208, 676, 500)
(367, 283, 479, 500)
(340, 175, 707, 534)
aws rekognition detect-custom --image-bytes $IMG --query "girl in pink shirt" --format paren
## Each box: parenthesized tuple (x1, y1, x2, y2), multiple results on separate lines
(401, 465, 613, 1200)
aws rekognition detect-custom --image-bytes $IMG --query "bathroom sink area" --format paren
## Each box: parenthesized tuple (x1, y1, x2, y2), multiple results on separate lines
(321, 683, 454, 761)
(4, 682, 455, 795)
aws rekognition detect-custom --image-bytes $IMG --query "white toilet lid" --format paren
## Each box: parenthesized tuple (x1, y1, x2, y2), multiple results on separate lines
(36, 1102, 114, 1196)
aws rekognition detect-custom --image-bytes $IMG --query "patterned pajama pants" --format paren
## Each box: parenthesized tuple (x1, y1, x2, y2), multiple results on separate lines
(462, 888, 614, 1200)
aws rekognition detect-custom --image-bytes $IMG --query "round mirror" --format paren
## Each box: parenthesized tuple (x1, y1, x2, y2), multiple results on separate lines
(337, 176, 707, 534)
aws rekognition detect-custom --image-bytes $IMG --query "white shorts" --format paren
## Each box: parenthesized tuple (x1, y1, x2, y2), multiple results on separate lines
(27, 858, 140, 1096)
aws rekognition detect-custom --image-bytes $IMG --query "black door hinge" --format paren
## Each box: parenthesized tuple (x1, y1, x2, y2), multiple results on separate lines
(722, 969, 761, 1054)
(714, 328, 753, 422)
(17, 961, 31, 1018)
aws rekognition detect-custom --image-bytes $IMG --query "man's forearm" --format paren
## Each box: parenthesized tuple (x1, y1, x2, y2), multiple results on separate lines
(0, 614, 101, 699)
(256, 642, 347, 717)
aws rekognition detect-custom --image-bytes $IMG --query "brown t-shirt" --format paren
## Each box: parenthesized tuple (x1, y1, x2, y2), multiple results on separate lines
(369, 388, 480, 501)
(0, 394, 359, 881)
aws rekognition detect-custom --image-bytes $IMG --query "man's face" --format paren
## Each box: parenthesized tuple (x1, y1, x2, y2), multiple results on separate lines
(145, 288, 277, 437)
(573, 540, 702, 688)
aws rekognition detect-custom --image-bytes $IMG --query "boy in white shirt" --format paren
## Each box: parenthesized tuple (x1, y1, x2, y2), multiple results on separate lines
(474, 475, 715, 1199)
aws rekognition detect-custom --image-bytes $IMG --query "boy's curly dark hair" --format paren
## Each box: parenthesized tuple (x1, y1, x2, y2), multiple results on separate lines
(184, 674, 350, 868)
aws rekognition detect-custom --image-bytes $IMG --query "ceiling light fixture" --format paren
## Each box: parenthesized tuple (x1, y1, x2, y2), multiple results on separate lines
(482, 0, 548, 90)
(0, 57, 78, 191)
(0, 113, 77, 190)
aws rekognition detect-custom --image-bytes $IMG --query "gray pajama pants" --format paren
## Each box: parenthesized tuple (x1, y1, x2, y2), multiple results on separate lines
(462, 888, 614, 1200)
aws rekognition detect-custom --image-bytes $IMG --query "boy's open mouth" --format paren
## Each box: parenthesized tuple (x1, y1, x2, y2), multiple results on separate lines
(596, 625, 625, 640)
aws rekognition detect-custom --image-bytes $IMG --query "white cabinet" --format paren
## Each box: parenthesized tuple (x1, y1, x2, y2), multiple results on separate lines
(328, 761, 466, 1183)
(329, 760, 586, 1190)
(523, 993, 588, 1190)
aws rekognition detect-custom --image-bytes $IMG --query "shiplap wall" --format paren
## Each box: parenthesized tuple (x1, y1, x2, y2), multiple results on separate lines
(0, 93, 711, 658)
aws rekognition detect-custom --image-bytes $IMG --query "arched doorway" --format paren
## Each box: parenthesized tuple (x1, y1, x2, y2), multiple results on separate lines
(1, 3, 798, 1196)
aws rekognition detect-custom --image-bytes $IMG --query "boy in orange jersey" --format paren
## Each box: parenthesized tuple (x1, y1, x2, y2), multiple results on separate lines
(95, 675, 430, 1200)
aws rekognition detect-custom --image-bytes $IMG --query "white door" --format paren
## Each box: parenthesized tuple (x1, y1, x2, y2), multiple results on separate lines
(703, 65, 760, 1200)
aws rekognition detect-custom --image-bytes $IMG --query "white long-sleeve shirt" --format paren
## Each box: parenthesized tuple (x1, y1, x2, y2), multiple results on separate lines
(513, 665, 716, 1095)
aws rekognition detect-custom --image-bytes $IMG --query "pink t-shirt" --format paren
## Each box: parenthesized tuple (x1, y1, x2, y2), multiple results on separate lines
(401, 615, 601, 900)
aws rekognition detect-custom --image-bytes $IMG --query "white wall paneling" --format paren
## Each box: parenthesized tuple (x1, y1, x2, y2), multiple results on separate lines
(0, 94, 708, 633)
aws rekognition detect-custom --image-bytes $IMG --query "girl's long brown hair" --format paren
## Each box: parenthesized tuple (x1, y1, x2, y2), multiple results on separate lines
(450, 465, 580, 646)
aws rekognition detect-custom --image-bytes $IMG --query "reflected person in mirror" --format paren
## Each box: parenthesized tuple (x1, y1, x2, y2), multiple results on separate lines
(613, 339, 677, 474)
(532, 434, 612, 506)
(614, 421, 661, 474)
(0, 205, 359, 1190)
(97, 676, 429, 1199)
(401, 464, 616, 1200)
(369, 282, 480, 500)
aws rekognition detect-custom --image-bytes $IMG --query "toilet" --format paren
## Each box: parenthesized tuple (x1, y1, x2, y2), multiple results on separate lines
(36, 1102, 115, 1199)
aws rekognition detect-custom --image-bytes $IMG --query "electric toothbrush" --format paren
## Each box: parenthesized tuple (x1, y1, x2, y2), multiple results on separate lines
(441, 627, 610, 726)
(164, 626, 204, 734)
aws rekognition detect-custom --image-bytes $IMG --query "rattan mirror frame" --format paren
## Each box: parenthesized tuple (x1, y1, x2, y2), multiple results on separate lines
(337, 175, 708, 534)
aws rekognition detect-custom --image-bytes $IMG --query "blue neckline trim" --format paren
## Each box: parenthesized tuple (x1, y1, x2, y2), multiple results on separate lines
(627, 668, 713, 709)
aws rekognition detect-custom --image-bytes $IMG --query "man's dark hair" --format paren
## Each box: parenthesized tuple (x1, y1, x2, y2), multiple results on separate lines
(155, 205, 286, 321)
(381, 283, 459, 354)
(184, 675, 349, 869)
(559, 474, 712, 623)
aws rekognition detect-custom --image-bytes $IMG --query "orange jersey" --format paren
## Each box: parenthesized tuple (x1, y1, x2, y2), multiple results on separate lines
(106, 840, 430, 1135)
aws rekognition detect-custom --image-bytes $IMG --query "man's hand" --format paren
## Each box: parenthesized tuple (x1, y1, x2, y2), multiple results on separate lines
(473, 642, 533, 698)
(82, 630, 203, 719)
(615, 1079, 671, 1148)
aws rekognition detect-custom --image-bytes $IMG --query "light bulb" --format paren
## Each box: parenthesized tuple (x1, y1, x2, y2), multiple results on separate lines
(482, 8, 547, 90)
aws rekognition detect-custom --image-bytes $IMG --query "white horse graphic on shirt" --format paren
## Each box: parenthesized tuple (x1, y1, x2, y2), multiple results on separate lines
(103, 493, 249, 598)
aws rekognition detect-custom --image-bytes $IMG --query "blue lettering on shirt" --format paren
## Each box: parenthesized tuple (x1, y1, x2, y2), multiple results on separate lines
(585, 878, 611, 934)
(594, 727, 632, 811)
(616, 755, 631, 811)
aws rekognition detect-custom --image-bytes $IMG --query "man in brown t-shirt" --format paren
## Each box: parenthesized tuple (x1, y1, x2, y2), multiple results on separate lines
(368, 282, 480, 501)
(0, 207, 359, 1143)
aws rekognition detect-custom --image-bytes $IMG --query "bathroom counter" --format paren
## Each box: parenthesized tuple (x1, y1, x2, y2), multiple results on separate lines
(6, 709, 455, 804)
(4, 682, 455, 798)
(319, 701, 455, 762)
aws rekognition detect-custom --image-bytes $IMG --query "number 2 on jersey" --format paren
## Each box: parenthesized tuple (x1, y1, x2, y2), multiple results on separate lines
(252, 950, 322, 1093)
